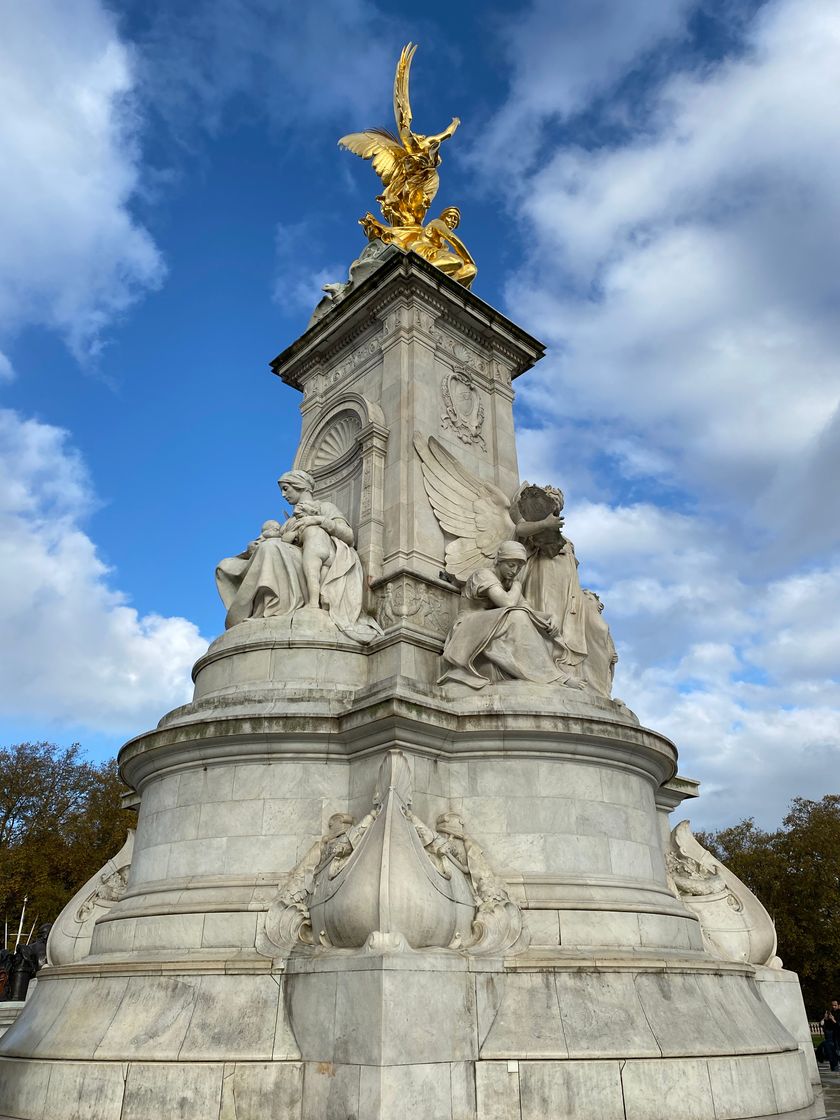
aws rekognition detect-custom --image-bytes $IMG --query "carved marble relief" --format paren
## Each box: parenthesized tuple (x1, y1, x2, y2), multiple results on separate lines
(376, 576, 455, 635)
(667, 820, 781, 967)
(325, 333, 382, 390)
(414, 434, 621, 699)
(432, 328, 488, 377)
(440, 368, 486, 448)
(308, 410, 362, 470)
(259, 751, 528, 958)
(47, 831, 134, 967)
(215, 468, 381, 643)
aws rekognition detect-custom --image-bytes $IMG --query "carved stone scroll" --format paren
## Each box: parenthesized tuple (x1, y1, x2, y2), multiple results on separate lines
(667, 820, 781, 967)
(47, 831, 134, 967)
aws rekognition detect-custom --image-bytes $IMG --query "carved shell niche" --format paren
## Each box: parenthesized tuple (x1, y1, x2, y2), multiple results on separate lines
(308, 410, 362, 470)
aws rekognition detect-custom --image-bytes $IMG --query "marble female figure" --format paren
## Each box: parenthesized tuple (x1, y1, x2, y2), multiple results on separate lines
(511, 484, 589, 675)
(439, 541, 582, 690)
(215, 469, 381, 643)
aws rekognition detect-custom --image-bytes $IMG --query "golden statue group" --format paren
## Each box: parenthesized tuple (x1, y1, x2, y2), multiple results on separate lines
(339, 43, 477, 287)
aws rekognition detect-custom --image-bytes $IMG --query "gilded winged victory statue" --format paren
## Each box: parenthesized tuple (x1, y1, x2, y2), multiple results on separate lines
(339, 43, 477, 287)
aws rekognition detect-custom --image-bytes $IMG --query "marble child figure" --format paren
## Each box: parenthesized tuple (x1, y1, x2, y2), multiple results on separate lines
(215, 468, 380, 642)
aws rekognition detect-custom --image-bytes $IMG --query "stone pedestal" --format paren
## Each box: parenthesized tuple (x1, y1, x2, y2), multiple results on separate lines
(0, 252, 822, 1119)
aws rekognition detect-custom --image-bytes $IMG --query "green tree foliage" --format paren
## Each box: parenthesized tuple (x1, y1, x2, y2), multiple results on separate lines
(698, 795, 840, 1017)
(0, 743, 134, 941)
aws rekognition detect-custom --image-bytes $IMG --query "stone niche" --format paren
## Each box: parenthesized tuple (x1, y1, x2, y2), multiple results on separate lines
(0, 251, 822, 1120)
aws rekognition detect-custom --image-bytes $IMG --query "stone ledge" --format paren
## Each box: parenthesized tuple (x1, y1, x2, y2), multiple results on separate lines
(121, 692, 676, 792)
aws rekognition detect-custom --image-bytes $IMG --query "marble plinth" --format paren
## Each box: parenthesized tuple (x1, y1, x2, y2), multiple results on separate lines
(0, 675, 820, 1118)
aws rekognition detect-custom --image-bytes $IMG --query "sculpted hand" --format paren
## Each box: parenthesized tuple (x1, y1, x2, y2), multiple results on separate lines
(541, 514, 565, 532)
(543, 616, 563, 641)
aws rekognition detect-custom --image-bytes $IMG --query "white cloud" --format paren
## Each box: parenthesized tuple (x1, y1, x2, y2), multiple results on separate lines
(558, 499, 840, 829)
(0, 0, 164, 362)
(0, 410, 207, 735)
(485, 0, 840, 825)
(483, 0, 696, 167)
(273, 222, 343, 313)
(501, 0, 840, 534)
(136, 0, 399, 138)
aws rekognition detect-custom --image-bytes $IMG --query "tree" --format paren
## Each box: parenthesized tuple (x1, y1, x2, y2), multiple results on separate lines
(0, 743, 134, 941)
(698, 795, 840, 1016)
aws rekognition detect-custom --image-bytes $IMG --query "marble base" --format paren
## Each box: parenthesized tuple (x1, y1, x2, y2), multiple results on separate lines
(0, 1059, 825, 1120)
(0, 676, 821, 1118)
(0, 1003, 25, 1042)
(0, 954, 820, 1119)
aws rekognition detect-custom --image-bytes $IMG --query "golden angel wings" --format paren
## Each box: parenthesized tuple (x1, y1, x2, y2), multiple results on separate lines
(339, 44, 476, 288)
(339, 43, 459, 227)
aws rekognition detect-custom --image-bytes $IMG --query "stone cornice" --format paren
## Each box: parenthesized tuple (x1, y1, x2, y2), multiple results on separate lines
(118, 690, 677, 792)
(270, 249, 545, 391)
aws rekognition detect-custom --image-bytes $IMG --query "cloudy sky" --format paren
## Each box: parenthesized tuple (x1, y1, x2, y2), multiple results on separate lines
(1, 0, 838, 830)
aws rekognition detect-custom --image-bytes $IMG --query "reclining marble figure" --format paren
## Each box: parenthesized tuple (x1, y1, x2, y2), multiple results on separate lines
(215, 468, 381, 642)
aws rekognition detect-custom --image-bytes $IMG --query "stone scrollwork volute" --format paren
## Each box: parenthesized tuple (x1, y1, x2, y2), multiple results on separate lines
(46, 831, 135, 967)
(440, 368, 486, 449)
(666, 820, 782, 968)
(430, 811, 529, 957)
(261, 812, 359, 954)
(258, 751, 528, 959)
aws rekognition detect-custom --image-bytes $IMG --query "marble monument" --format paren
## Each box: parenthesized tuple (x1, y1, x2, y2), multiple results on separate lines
(0, 42, 822, 1120)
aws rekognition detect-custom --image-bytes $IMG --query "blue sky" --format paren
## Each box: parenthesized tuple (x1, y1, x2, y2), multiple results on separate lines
(1, 0, 838, 829)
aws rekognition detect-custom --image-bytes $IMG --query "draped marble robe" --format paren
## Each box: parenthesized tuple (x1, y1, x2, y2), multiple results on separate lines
(439, 568, 570, 690)
(215, 502, 379, 643)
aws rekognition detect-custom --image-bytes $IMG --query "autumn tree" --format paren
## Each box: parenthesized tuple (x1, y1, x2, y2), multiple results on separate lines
(0, 742, 134, 939)
(699, 795, 840, 1016)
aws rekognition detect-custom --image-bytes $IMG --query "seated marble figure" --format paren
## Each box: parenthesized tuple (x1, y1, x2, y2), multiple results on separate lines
(415, 435, 619, 698)
(215, 469, 381, 643)
(439, 541, 584, 690)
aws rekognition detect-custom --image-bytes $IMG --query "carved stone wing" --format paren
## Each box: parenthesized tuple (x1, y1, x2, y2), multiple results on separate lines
(414, 434, 516, 581)
(338, 128, 407, 187)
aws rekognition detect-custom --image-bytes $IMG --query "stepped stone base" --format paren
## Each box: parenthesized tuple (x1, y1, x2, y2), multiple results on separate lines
(0, 956, 821, 1119)
(0, 669, 822, 1118)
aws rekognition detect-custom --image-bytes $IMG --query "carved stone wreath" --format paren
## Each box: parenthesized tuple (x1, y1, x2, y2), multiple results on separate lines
(440, 369, 486, 449)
